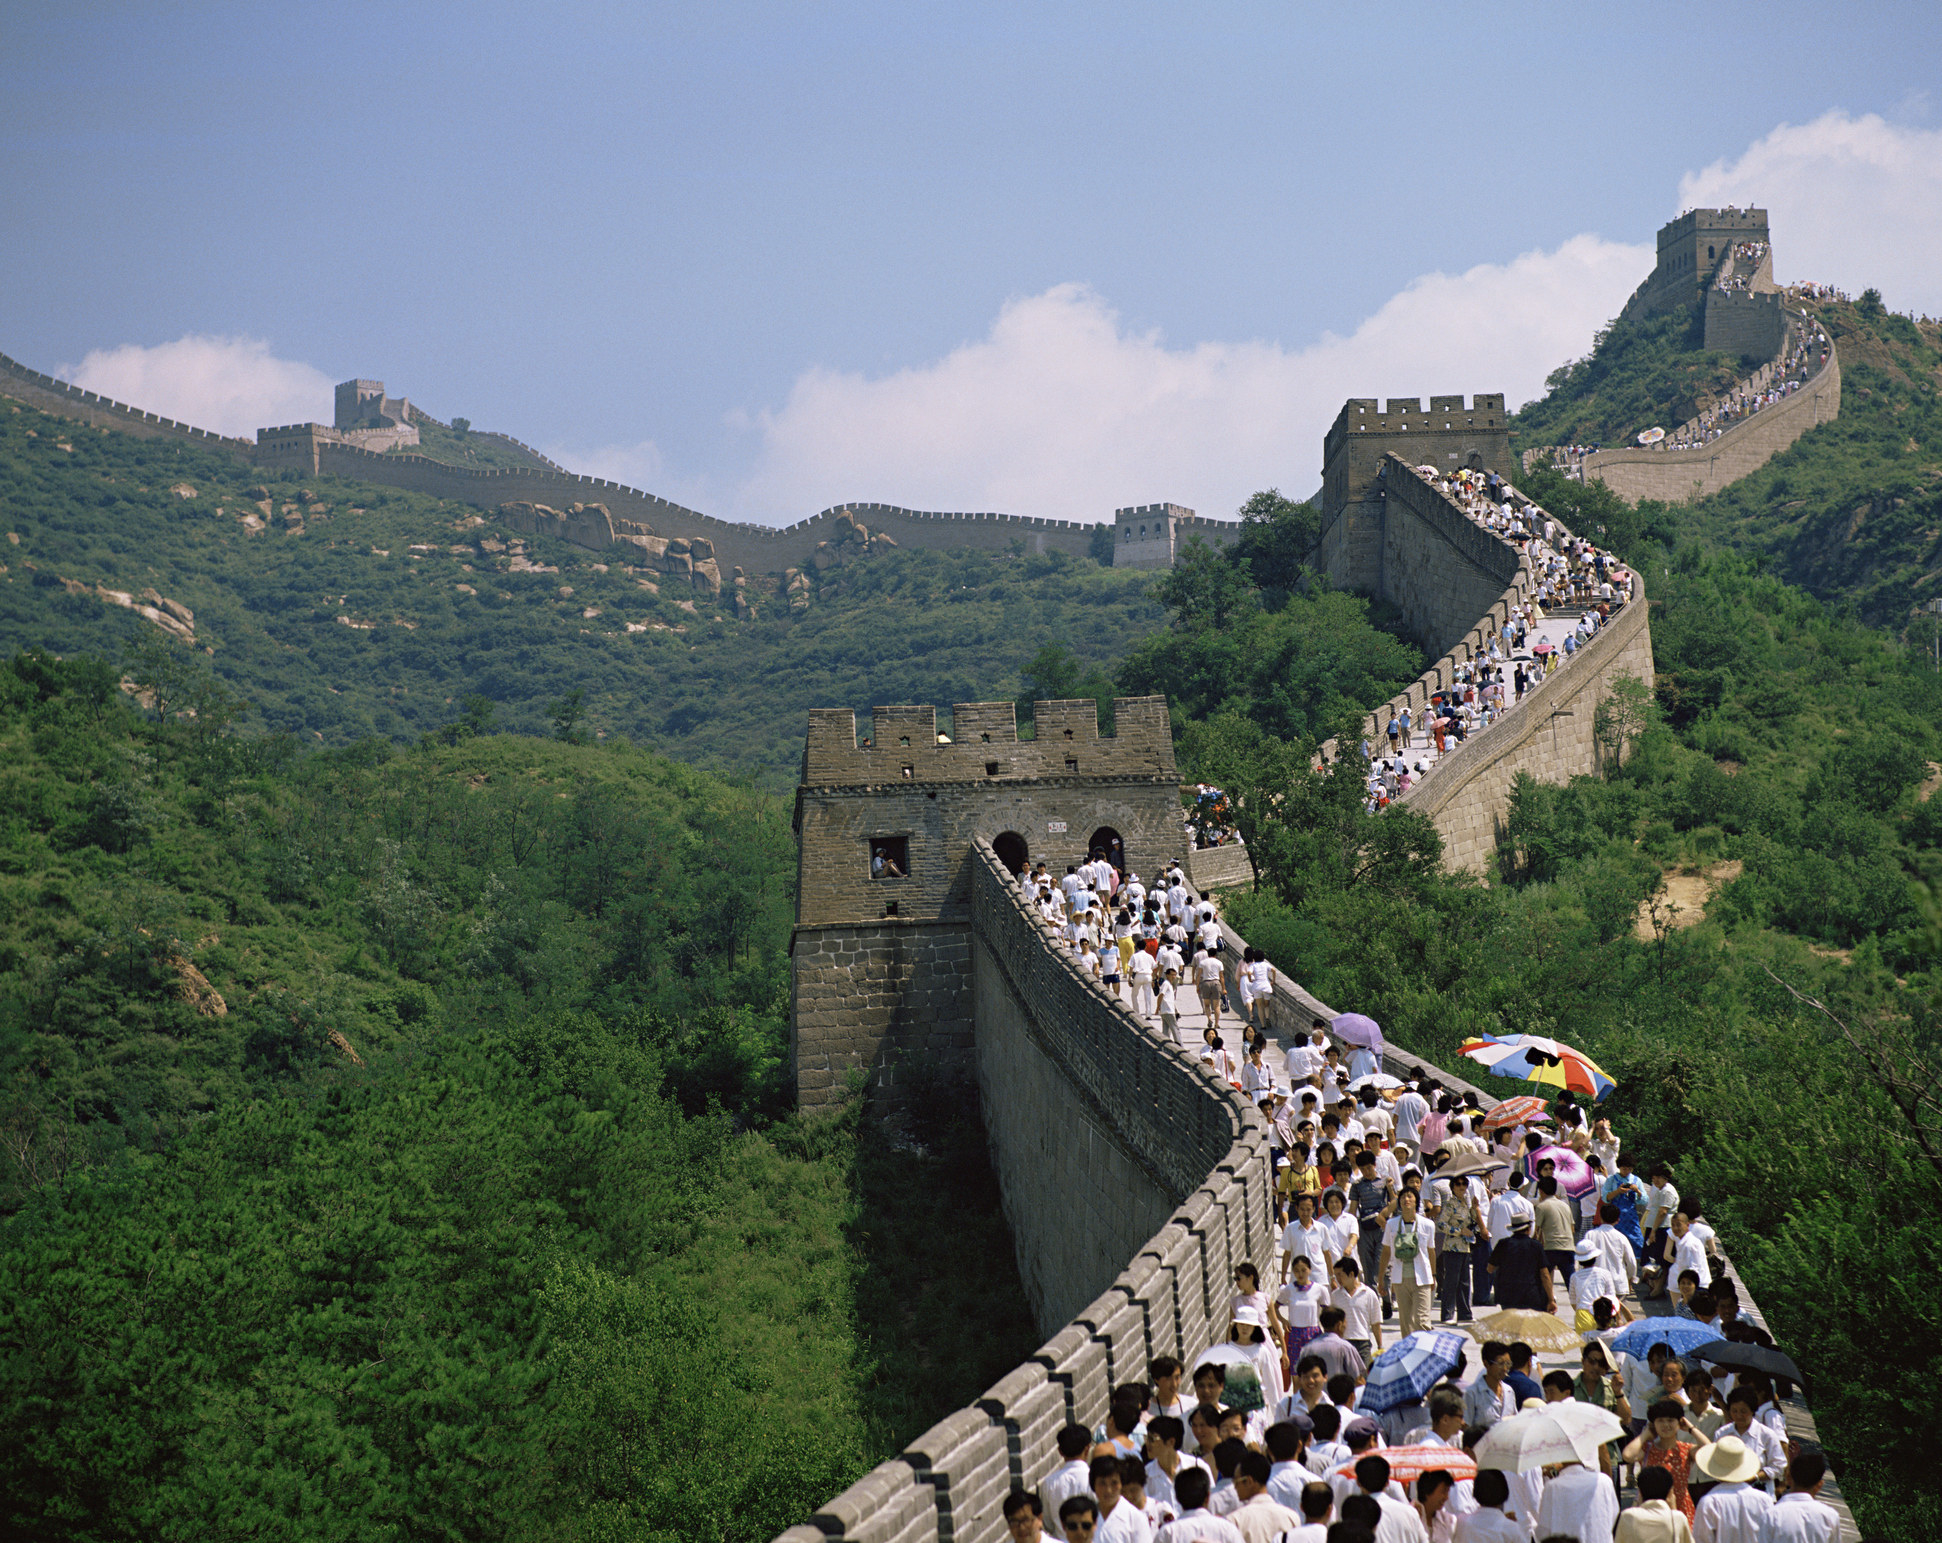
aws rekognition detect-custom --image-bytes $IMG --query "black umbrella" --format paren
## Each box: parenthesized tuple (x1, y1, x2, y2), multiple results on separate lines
(1689, 1340, 1804, 1385)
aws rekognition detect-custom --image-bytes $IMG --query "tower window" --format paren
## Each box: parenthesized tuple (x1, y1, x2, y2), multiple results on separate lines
(870, 836, 909, 879)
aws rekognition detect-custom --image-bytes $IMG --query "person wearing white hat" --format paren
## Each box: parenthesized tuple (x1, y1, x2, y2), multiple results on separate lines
(1569, 1236, 1626, 1318)
(1689, 1436, 1772, 1543)
(1228, 1303, 1284, 1410)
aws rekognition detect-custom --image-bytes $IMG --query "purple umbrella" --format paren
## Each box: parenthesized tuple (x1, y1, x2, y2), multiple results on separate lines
(1526, 1143, 1596, 1199)
(1331, 1013, 1386, 1054)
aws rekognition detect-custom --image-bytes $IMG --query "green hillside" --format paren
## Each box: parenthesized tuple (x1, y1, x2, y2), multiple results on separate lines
(0, 649, 1035, 1539)
(397, 412, 560, 471)
(1510, 298, 1750, 450)
(1511, 293, 1942, 627)
(0, 401, 1161, 786)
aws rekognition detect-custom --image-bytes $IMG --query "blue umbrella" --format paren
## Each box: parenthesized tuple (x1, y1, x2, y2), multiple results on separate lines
(1360, 1329, 1470, 1413)
(1607, 1317, 1722, 1361)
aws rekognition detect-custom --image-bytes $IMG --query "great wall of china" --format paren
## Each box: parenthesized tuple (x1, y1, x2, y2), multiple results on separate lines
(0, 204, 1861, 1539)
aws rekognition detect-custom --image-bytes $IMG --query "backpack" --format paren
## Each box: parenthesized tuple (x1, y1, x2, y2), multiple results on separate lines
(1393, 1222, 1421, 1262)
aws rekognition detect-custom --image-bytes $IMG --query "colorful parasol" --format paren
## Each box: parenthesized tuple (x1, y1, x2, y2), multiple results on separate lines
(1526, 1143, 1598, 1199)
(1459, 1034, 1615, 1100)
(1481, 1096, 1550, 1132)
(1337, 1444, 1478, 1485)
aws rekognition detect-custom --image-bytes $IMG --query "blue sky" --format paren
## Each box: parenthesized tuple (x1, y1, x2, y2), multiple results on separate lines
(5, 2, 1940, 523)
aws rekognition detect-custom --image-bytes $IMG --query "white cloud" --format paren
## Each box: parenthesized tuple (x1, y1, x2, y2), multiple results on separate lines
(60, 334, 334, 439)
(724, 235, 1648, 525)
(1678, 111, 1942, 315)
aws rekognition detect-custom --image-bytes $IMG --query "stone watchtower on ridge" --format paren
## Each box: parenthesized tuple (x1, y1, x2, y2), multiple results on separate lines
(1623, 207, 1785, 358)
(791, 697, 1181, 1112)
(1314, 395, 1511, 597)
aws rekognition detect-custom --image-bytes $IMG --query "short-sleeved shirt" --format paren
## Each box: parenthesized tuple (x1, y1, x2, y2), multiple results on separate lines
(1349, 1176, 1390, 1228)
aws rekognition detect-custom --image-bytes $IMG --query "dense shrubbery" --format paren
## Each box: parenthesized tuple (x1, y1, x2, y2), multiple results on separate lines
(0, 646, 1035, 1541)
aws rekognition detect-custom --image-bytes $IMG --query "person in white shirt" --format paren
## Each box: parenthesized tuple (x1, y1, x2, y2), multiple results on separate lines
(1342, 1454, 1428, 1543)
(1534, 1460, 1620, 1543)
(1719, 1392, 1787, 1488)
(1092, 1455, 1155, 1543)
(1392, 1083, 1429, 1157)
(1286, 1026, 1327, 1083)
(1452, 1469, 1526, 1543)
(1569, 1236, 1625, 1315)
(1690, 1434, 1773, 1543)
(1754, 1454, 1840, 1542)
(1152, 1469, 1244, 1543)
(1225, 1449, 1304, 1543)
(1668, 1211, 1712, 1290)
(1584, 1203, 1640, 1290)
(1043, 1425, 1097, 1540)
(1277, 1477, 1333, 1543)
(1643, 1163, 1680, 1250)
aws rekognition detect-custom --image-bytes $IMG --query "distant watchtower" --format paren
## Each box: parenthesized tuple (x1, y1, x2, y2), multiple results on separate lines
(334, 378, 415, 431)
(791, 697, 1181, 1113)
(1630, 207, 1771, 317)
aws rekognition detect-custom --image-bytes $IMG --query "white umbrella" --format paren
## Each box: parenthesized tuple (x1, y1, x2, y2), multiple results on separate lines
(1347, 1073, 1403, 1092)
(1473, 1402, 1623, 1471)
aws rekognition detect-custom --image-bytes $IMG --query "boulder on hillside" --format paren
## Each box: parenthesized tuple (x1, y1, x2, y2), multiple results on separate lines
(666, 537, 691, 555)
(692, 558, 722, 595)
(618, 532, 669, 560)
(663, 549, 692, 576)
(690, 536, 714, 560)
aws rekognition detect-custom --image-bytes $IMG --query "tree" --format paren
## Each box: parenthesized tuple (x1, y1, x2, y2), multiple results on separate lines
(1151, 536, 1254, 631)
(1015, 642, 1114, 736)
(549, 687, 587, 745)
(451, 416, 472, 435)
(1231, 488, 1322, 604)
(1858, 288, 1884, 320)
(1593, 673, 1661, 769)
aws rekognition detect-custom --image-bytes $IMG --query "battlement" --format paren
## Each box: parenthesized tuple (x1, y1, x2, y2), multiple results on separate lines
(1323, 394, 1506, 461)
(803, 697, 1176, 787)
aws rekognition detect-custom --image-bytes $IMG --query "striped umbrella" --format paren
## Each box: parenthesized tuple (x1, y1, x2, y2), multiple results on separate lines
(1481, 1095, 1550, 1132)
(1460, 1034, 1615, 1100)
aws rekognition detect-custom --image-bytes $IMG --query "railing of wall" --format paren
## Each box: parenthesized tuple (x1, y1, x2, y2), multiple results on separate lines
(770, 842, 1274, 1543)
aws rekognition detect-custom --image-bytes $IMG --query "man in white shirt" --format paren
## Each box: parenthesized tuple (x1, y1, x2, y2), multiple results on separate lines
(1755, 1454, 1840, 1542)
(1152, 1469, 1244, 1543)
(1286, 1024, 1328, 1082)
(1669, 1210, 1713, 1290)
(1534, 1460, 1620, 1543)
(1343, 1454, 1428, 1543)
(1280, 1194, 1333, 1284)
(1720, 1392, 1788, 1488)
(1044, 1426, 1099, 1539)
(1691, 1434, 1773, 1543)
(1093, 1455, 1155, 1543)
(1452, 1468, 1526, 1543)
(1391, 1083, 1429, 1158)
(1225, 1450, 1304, 1543)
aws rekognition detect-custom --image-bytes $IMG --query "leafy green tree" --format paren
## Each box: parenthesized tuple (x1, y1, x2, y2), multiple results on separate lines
(1152, 535, 1254, 630)
(1231, 488, 1322, 604)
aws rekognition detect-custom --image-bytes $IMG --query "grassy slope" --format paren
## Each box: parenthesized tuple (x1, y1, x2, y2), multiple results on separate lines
(0, 401, 1163, 786)
(1508, 298, 1751, 450)
(393, 412, 559, 470)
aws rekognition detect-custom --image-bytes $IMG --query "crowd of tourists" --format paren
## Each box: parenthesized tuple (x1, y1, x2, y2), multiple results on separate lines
(1657, 320, 1830, 453)
(1190, 785, 1243, 850)
(1357, 468, 1629, 812)
(1009, 853, 1840, 1543)
(1713, 243, 1768, 293)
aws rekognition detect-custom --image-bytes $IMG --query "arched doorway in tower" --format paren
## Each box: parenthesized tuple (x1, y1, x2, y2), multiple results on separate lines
(993, 831, 1029, 876)
(1089, 826, 1125, 875)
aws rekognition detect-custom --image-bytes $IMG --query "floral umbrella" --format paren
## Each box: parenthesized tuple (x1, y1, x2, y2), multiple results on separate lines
(1460, 1034, 1615, 1100)
(1526, 1143, 1598, 1199)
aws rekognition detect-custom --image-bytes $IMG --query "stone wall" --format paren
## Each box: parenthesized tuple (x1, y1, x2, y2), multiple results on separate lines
(1703, 288, 1787, 359)
(791, 922, 975, 1109)
(0, 350, 255, 457)
(1376, 456, 1525, 658)
(1401, 578, 1655, 871)
(1581, 342, 1842, 505)
(774, 841, 1274, 1543)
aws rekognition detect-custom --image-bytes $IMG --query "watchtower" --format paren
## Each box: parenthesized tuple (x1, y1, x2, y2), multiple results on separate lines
(1112, 503, 1234, 569)
(334, 378, 414, 430)
(791, 696, 1181, 1113)
(1628, 207, 1772, 318)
